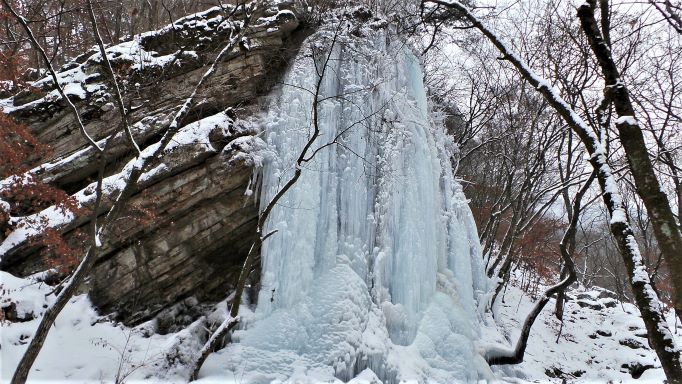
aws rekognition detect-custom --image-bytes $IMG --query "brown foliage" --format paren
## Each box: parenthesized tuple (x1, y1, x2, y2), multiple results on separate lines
(0, 112, 84, 275)
(0, 113, 49, 177)
(516, 217, 563, 279)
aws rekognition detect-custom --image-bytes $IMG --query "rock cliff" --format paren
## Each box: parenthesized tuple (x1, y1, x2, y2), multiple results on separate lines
(0, 2, 309, 326)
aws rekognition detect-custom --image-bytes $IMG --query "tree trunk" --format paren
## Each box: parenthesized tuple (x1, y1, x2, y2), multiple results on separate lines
(578, 0, 682, 330)
(554, 266, 567, 320)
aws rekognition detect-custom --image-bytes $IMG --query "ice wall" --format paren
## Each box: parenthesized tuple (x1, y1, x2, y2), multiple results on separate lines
(203, 23, 490, 383)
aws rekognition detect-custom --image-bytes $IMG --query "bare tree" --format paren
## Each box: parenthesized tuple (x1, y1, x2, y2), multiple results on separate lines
(487, 171, 595, 365)
(422, 0, 682, 380)
(419, 12, 589, 309)
(650, 0, 682, 34)
(189, 22, 345, 380)
(85, 0, 140, 154)
(3, 1, 254, 381)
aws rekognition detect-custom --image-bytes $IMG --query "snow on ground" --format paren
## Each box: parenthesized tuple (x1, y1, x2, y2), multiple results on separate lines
(0, 270, 217, 383)
(3, 266, 680, 383)
(485, 275, 682, 383)
(1, 266, 381, 383)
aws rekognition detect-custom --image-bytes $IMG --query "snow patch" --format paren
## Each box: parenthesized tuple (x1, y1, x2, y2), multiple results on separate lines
(615, 115, 638, 126)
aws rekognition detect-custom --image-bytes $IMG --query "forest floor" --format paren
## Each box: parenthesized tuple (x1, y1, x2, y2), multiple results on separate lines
(1, 269, 680, 383)
(487, 274, 682, 383)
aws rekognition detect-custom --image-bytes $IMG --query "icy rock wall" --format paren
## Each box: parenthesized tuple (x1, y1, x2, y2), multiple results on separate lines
(210, 24, 490, 383)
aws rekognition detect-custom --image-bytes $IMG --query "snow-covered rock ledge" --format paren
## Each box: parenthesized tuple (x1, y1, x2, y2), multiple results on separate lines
(1, 1, 302, 192)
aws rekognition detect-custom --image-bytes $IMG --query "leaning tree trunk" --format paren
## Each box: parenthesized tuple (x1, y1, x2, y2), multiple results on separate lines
(578, 0, 682, 327)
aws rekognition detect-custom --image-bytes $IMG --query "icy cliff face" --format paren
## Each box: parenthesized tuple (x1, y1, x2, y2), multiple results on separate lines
(203, 22, 490, 383)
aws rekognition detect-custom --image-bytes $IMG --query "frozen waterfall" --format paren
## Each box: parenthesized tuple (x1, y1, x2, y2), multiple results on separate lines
(203, 24, 490, 383)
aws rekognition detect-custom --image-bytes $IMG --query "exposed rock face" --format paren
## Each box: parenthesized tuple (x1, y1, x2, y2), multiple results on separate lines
(0, 2, 309, 325)
(87, 148, 259, 324)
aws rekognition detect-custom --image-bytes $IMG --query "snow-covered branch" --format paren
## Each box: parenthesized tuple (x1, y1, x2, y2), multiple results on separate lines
(423, 0, 681, 378)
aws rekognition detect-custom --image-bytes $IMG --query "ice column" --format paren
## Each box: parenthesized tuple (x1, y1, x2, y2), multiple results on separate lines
(210, 26, 490, 383)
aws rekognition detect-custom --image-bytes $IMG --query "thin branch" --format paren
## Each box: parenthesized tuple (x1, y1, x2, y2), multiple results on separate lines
(85, 0, 140, 155)
(1, 0, 102, 153)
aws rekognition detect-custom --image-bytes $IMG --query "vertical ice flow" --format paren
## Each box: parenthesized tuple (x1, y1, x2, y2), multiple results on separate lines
(211, 27, 490, 383)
